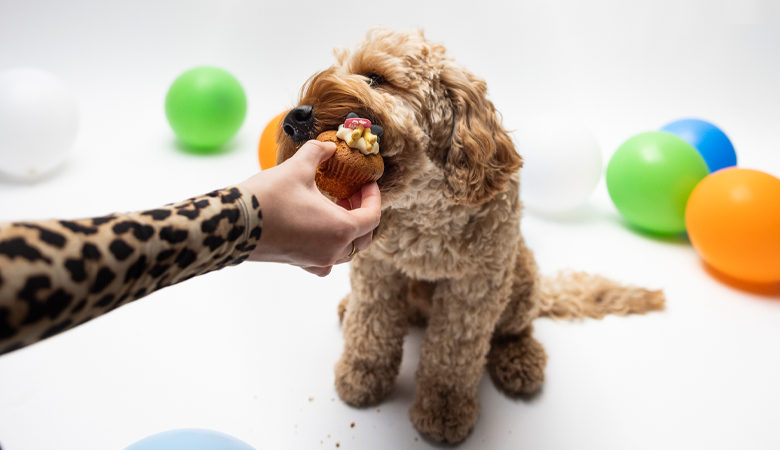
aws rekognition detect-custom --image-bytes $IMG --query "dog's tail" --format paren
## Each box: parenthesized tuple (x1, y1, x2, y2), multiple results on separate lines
(537, 270, 665, 320)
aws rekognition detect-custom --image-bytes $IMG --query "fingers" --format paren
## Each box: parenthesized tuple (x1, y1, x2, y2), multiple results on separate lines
(300, 265, 333, 277)
(300, 226, 374, 272)
(346, 188, 363, 210)
(333, 229, 373, 265)
(333, 240, 357, 265)
(336, 186, 367, 210)
(346, 182, 381, 235)
(290, 140, 337, 171)
(353, 229, 373, 252)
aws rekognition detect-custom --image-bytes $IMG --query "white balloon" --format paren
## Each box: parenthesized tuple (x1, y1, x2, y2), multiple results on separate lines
(0, 68, 79, 180)
(517, 115, 602, 214)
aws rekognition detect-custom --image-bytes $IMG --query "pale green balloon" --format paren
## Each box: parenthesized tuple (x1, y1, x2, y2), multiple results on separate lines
(607, 131, 709, 235)
(165, 67, 247, 150)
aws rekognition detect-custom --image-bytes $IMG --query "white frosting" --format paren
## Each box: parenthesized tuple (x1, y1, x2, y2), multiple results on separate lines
(336, 124, 379, 155)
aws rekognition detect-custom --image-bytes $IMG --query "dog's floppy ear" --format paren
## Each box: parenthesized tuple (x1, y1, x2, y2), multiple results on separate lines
(436, 60, 522, 205)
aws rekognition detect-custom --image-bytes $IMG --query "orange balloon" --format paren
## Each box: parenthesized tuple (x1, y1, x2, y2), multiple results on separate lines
(686, 168, 780, 284)
(258, 111, 287, 170)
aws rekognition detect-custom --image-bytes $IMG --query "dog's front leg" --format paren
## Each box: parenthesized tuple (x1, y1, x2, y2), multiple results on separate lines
(487, 236, 547, 395)
(409, 270, 512, 443)
(335, 251, 410, 406)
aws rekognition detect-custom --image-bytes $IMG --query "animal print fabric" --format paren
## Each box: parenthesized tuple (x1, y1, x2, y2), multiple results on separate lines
(0, 186, 262, 356)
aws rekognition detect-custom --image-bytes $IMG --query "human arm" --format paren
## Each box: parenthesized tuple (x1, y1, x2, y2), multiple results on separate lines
(0, 140, 381, 355)
(0, 185, 263, 355)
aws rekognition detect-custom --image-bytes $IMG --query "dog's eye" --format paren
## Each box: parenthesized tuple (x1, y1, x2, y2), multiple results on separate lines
(364, 73, 386, 87)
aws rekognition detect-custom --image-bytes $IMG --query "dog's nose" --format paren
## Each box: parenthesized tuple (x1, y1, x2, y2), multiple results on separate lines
(283, 105, 314, 141)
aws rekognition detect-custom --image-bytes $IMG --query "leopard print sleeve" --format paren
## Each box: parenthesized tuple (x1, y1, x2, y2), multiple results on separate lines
(0, 186, 262, 356)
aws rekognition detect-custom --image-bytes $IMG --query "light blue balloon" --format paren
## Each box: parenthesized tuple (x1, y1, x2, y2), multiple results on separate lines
(660, 118, 737, 173)
(125, 429, 256, 450)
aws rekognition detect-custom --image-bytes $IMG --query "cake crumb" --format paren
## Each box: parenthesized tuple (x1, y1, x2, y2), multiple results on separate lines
(336, 443, 340, 448)
(350, 422, 355, 428)
(331, 398, 335, 402)
(414, 437, 418, 441)
(376, 409, 380, 413)
(309, 397, 314, 402)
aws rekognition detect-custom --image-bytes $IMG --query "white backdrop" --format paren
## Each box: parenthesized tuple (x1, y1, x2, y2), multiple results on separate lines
(1, 1, 779, 449)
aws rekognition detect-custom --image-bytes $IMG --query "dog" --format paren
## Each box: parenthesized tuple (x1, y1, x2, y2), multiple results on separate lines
(276, 27, 664, 443)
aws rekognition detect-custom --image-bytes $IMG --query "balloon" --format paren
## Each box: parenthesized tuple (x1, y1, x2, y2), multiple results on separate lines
(258, 111, 286, 170)
(0, 68, 79, 180)
(606, 131, 709, 235)
(165, 67, 247, 150)
(125, 429, 256, 450)
(661, 118, 736, 173)
(518, 115, 602, 213)
(686, 168, 780, 284)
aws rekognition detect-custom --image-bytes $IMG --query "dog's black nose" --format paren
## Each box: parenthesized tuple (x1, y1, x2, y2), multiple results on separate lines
(283, 105, 314, 141)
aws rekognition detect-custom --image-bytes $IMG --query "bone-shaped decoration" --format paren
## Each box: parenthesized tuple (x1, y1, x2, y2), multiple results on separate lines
(347, 125, 364, 146)
(363, 128, 378, 152)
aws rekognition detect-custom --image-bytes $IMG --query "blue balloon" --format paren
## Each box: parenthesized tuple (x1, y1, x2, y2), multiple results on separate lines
(125, 429, 256, 450)
(660, 118, 737, 173)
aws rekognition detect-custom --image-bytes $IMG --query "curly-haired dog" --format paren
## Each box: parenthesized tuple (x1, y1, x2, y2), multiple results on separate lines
(276, 28, 664, 443)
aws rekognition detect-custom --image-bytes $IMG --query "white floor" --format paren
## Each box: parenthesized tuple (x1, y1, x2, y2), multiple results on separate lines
(1, 1, 779, 449)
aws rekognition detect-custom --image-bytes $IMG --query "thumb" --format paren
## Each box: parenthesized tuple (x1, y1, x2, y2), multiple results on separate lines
(292, 140, 337, 170)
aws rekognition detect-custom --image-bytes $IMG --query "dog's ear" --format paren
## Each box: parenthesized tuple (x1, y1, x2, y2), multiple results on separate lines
(436, 60, 522, 205)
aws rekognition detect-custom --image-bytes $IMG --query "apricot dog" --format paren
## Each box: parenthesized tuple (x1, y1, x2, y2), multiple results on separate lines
(277, 28, 663, 443)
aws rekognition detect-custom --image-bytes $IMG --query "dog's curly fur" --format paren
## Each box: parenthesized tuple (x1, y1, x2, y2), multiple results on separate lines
(277, 28, 664, 443)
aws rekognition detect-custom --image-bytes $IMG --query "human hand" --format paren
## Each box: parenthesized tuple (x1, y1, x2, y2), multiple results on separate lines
(239, 140, 381, 276)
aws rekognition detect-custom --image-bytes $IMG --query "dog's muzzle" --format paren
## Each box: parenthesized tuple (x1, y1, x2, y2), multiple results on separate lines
(283, 105, 315, 141)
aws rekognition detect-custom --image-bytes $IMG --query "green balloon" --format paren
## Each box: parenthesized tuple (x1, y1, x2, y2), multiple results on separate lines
(607, 131, 709, 235)
(165, 67, 247, 150)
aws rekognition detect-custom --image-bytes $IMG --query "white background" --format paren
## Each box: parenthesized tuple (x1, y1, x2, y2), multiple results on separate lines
(1, 1, 779, 449)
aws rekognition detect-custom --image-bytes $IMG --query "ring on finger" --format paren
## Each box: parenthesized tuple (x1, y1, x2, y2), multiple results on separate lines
(348, 241, 357, 258)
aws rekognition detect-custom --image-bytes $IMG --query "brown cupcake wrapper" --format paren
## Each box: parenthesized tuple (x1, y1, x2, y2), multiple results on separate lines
(319, 157, 381, 185)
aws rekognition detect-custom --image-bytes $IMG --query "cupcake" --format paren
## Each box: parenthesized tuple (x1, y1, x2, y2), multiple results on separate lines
(315, 113, 384, 200)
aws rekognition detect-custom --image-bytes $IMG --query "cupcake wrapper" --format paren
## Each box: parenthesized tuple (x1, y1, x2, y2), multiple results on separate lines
(316, 157, 381, 200)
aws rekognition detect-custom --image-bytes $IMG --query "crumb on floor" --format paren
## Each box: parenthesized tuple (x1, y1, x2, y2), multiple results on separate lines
(350, 422, 355, 428)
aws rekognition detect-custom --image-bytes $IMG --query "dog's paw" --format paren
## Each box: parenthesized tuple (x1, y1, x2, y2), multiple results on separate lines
(335, 358, 395, 407)
(409, 384, 479, 443)
(487, 331, 547, 395)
